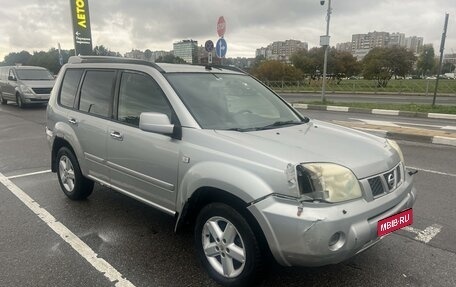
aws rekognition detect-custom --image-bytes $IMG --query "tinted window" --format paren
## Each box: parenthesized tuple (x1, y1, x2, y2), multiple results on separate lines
(60, 69, 83, 108)
(16, 69, 54, 80)
(117, 72, 172, 126)
(79, 70, 115, 117)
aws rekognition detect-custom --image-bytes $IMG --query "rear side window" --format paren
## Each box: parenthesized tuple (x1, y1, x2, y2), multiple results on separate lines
(79, 70, 116, 117)
(59, 69, 83, 108)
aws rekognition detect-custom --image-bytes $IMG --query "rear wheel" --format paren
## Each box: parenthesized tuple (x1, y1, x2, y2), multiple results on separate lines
(194, 203, 262, 286)
(56, 147, 94, 200)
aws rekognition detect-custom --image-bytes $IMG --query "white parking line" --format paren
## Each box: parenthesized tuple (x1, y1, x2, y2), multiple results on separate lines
(7, 170, 52, 179)
(0, 172, 135, 287)
(403, 224, 443, 243)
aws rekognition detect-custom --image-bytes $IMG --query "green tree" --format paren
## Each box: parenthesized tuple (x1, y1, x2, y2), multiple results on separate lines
(251, 60, 303, 81)
(93, 45, 120, 57)
(156, 54, 186, 64)
(417, 45, 435, 77)
(2, 51, 32, 66)
(362, 47, 416, 87)
(331, 50, 361, 79)
(290, 48, 323, 78)
(291, 48, 360, 82)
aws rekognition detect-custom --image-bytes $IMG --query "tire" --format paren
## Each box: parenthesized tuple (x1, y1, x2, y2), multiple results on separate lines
(0, 92, 6, 105)
(16, 94, 25, 109)
(56, 147, 94, 200)
(194, 203, 262, 287)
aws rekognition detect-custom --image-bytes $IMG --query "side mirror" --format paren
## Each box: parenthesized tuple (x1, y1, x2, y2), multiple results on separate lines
(139, 112, 177, 137)
(8, 75, 16, 81)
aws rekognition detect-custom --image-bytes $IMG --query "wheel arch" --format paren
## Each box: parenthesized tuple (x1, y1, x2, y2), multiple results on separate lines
(175, 186, 274, 262)
(51, 137, 77, 172)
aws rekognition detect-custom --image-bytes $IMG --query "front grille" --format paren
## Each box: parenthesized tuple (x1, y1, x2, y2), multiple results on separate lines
(32, 87, 52, 94)
(367, 163, 403, 198)
(368, 177, 384, 197)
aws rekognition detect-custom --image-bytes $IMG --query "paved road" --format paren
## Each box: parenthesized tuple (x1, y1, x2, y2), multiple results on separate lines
(280, 92, 456, 105)
(299, 109, 456, 133)
(1, 104, 455, 286)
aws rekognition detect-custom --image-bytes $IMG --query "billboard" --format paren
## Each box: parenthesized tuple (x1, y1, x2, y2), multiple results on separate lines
(70, 0, 93, 55)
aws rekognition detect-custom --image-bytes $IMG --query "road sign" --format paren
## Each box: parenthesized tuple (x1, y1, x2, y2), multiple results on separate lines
(70, 0, 93, 55)
(205, 40, 214, 52)
(217, 16, 226, 37)
(215, 38, 227, 58)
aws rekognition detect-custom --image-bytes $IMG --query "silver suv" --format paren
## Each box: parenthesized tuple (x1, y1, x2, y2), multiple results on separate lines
(46, 56, 416, 286)
(0, 65, 55, 108)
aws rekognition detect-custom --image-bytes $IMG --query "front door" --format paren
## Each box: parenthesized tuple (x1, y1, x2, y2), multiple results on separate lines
(107, 71, 179, 212)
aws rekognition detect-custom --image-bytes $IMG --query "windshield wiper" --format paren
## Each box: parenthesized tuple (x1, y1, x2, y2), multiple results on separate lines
(256, 120, 304, 130)
(225, 127, 259, 132)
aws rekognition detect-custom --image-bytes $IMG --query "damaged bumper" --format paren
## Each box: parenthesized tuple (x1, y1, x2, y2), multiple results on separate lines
(247, 178, 416, 267)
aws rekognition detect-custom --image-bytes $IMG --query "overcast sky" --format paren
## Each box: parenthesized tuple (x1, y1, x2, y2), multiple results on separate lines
(0, 0, 455, 60)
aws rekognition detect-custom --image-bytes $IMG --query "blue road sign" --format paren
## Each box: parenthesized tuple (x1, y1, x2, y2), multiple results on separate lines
(205, 40, 214, 52)
(215, 38, 227, 58)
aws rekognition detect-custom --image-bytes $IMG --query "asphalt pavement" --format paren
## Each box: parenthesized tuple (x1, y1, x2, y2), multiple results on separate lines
(1, 103, 455, 287)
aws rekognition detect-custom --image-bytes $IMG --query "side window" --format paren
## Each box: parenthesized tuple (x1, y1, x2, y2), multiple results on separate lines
(8, 69, 16, 80)
(117, 72, 172, 127)
(79, 70, 116, 117)
(59, 69, 83, 108)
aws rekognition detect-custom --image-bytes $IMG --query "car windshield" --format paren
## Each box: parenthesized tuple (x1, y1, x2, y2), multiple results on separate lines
(16, 69, 54, 80)
(166, 73, 303, 131)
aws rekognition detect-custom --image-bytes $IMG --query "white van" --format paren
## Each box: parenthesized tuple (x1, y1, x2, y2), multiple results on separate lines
(0, 66, 55, 108)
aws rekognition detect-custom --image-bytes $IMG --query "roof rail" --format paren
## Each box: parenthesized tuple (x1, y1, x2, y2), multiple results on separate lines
(68, 56, 165, 73)
(191, 63, 247, 74)
(212, 65, 247, 74)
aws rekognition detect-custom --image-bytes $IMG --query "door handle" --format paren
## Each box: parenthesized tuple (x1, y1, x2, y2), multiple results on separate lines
(110, 131, 123, 141)
(68, 118, 78, 125)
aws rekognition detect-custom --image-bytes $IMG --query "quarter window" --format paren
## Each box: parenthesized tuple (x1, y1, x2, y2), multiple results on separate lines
(59, 69, 83, 108)
(79, 70, 115, 117)
(117, 72, 172, 126)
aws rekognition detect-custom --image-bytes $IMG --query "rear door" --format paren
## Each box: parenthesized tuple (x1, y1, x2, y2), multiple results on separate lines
(107, 70, 180, 213)
(69, 69, 117, 183)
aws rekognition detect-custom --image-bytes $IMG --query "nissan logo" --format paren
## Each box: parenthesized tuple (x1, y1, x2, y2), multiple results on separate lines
(387, 173, 395, 189)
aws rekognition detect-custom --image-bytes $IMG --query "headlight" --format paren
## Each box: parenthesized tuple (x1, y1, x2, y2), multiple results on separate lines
(20, 85, 34, 95)
(387, 139, 405, 163)
(296, 163, 362, 203)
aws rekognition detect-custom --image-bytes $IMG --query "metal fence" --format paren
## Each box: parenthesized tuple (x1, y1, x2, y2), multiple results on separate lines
(263, 79, 456, 96)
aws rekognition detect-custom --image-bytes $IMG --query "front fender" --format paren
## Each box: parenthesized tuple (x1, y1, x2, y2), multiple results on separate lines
(176, 161, 275, 215)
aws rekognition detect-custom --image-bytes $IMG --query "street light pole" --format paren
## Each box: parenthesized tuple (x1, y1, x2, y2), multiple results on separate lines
(321, 0, 332, 102)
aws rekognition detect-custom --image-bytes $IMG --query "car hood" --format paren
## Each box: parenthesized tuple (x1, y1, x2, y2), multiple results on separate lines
(20, 80, 55, 88)
(214, 120, 399, 179)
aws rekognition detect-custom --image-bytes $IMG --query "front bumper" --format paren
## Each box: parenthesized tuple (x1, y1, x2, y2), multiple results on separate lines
(23, 94, 50, 104)
(247, 176, 416, 267)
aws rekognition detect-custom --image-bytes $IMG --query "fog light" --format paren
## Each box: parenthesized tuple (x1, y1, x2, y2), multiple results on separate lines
(328, 232, 345, 251)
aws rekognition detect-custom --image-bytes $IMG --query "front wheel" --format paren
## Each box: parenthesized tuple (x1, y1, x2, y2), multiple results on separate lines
(0, 92, 7, 105)
(16, 94, 25, 108)
(194, 203, 262, 286)
(56, 147, 94, 200)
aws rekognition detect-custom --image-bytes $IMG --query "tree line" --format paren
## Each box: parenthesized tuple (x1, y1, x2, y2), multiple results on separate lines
(250, 45, 455, 87)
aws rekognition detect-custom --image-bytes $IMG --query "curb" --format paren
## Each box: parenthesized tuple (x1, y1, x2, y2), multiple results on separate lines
(292, 103, 456, 120)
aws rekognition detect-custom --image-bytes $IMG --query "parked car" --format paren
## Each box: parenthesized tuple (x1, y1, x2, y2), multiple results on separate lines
(0, 65, 55, 108)
(46, 56, 416, 286)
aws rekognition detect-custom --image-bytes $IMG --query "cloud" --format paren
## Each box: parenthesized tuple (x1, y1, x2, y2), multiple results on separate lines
(0, 0, 455, 60)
